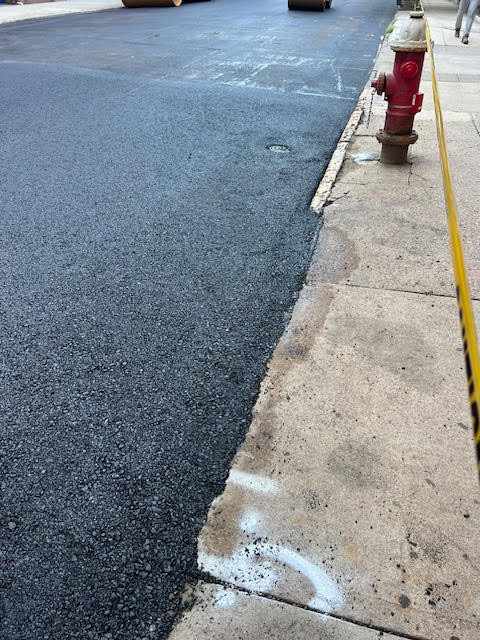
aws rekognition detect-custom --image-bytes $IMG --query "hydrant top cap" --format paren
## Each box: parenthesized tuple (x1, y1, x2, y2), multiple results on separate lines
(389, 14, 427, 52)
(410, 10, 424, 18)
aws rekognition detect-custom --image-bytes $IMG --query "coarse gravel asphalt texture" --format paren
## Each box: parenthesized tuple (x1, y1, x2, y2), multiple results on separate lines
(0, 0, 394, 638)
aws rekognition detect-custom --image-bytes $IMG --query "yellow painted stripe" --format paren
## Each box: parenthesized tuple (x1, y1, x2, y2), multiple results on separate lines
(425, 20, 480, 476)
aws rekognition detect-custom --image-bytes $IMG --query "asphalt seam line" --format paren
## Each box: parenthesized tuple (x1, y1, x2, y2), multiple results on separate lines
(195, 570, 432, 640)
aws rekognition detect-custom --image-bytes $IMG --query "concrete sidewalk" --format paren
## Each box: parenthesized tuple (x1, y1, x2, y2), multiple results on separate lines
(168, 1, 480, 639)
(0, 0, 122, 24)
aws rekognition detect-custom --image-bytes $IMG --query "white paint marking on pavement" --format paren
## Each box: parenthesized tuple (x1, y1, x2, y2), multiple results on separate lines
(249, 63, 272, 78)
(239, 509, 264, 534)
(310, 82, 371, 213)
(352, 151, 379, 165)
(199, 540, 343, 614)
(198, 548, 277, 593)
(228, 470, 280, 494)
(264, 544, 343, 612)
(330, 59, 343, 93)
(213, 589, 237, 609)
(296, 91, 355, 102)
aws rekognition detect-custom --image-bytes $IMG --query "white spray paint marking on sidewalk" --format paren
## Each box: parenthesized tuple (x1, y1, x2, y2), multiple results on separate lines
(228, 470, 279, 494)
(212, 589, 237, 609)
(239, 509, 263, 534)
(199, 508, 344, 614)
(200, 456, 343, 616)
(198, 541, 277, 595)
(199, 541, 343, 613)
(258, 542, 343, 612)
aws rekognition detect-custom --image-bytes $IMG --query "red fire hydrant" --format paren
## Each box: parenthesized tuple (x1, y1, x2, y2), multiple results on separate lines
(371, 10, 427, 164)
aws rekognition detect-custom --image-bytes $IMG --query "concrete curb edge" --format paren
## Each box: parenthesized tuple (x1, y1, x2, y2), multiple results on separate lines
(309, 82, 372, 215)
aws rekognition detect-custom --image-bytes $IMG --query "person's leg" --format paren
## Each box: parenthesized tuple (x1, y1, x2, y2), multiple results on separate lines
(455, 0, 470, 32)
(464, 0, 480, 36)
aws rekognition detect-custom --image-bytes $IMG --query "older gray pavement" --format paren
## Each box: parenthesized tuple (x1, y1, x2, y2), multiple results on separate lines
(0, 0, 122, 24)
(170, 1, 480, 639)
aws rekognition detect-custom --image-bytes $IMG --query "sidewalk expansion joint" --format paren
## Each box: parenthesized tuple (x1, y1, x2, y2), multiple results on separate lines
(195, 570, 432, 640)
(471, 113, 480, 139)
(342, 281, 480, 303)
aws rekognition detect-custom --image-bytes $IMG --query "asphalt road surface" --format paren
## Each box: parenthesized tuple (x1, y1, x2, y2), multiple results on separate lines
(0, 1, 394, 638)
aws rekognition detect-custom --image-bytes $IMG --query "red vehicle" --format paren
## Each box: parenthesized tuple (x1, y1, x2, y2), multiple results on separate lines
(122, 0, 209, 8)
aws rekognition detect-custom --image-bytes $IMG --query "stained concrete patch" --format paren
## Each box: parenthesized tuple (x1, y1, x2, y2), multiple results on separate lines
(309, 166, 457, 297)
(170, 582, 404, 640)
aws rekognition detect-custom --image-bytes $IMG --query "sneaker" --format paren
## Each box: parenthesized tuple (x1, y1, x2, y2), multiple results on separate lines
(462, 34, 469, 44)
(455, 28, 460, 37)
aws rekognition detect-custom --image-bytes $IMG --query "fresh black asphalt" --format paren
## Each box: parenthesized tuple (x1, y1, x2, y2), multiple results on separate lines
(0, 1, 394, 638)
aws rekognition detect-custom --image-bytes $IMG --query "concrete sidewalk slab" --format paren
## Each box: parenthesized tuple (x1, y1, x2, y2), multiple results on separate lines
(0, 0, 122, 25)
(170, 582, 405, 640)
(310, 120, 480, 300)
(349, 14, 480, 303)
(195, 284, 479, 640)
(421, 81, 480, 112)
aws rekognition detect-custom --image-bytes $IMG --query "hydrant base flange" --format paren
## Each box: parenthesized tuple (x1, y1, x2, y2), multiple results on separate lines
(375, 129, 418, 147)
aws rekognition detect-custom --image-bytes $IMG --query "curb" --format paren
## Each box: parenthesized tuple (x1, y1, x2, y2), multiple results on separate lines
(309, 34, 387, 216)
(309, 83, 371, 215)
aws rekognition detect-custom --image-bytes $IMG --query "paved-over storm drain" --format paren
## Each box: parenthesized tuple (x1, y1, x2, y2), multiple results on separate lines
(266, 144, 291, 153)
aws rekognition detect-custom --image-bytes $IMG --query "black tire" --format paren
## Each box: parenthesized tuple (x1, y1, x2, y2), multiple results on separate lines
(288, 0, 325, 9)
